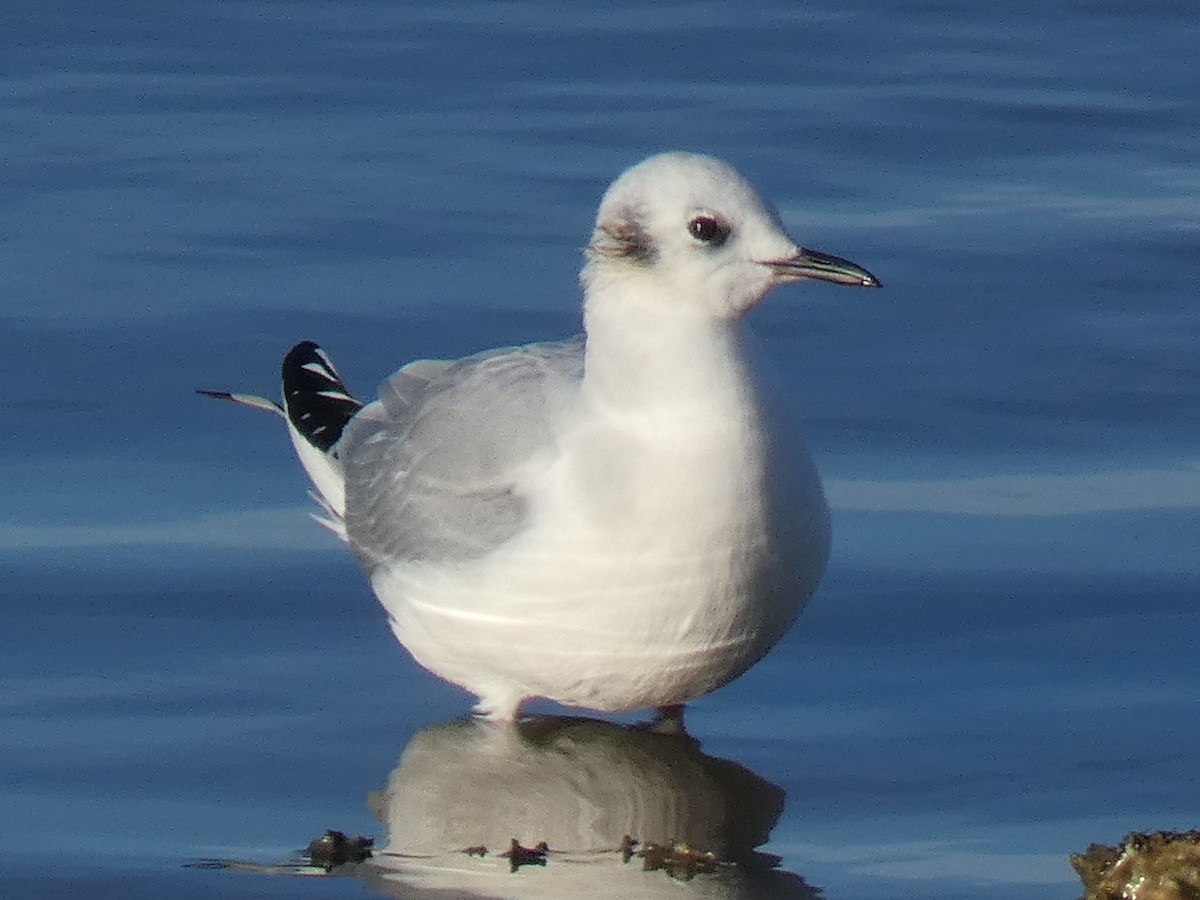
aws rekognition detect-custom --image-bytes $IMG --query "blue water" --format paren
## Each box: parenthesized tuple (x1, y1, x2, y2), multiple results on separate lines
(3, 2, 1197, 898)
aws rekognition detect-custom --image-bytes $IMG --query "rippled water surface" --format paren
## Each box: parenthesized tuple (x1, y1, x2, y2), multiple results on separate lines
(3, 3, 1197, 898)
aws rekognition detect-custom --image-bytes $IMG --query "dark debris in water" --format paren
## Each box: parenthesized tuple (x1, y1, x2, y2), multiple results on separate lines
(1071, 830, 1200, 900)
(620, 834, 639, 864)
(640, 841, 718, 880)
(305, 829, 374, 872)
(450, 833, 723, 881)
(500, 838, 549, 873)
(191, 829, 731, 883)
(627, 836, 719, 881)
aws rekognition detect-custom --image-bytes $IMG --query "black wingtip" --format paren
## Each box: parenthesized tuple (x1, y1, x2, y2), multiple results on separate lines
(281, 341, 363, 452)
(283, 340, 322, 368)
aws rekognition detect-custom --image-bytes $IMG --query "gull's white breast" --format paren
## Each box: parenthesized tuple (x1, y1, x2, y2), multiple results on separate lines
(368, 364, 829, 715)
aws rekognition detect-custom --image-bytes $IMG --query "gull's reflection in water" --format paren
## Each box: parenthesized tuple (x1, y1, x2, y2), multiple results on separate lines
(356, 715, 821, 899)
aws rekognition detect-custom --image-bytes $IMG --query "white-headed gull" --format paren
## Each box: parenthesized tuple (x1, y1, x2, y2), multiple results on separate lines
(203, 151, 879, 720)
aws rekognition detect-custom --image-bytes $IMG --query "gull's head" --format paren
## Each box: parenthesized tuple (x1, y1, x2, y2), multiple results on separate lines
(583, 152, 879, 320)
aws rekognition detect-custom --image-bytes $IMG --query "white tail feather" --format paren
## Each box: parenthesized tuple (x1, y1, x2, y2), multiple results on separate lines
(285, 417, 346, 526)
(307, 490, 347, 540)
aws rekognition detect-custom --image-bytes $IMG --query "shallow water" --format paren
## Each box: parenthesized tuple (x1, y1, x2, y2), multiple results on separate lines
(3, 2, 1198, 898)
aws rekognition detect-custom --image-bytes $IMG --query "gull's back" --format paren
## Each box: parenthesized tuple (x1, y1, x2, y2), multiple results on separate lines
(340, 337, 585, 572)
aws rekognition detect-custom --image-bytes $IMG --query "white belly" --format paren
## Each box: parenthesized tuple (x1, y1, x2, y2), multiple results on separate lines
(369, 411, 830, 716)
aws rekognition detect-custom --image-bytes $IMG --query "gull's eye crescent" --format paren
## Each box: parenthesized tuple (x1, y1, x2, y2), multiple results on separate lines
(687, 215, 729, 246)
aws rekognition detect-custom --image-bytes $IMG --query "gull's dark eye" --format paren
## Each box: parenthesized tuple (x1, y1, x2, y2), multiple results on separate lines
(687, 215, 730, 247)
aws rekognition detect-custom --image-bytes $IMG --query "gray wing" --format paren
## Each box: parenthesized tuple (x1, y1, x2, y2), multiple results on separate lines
(339, 336, 585, 571)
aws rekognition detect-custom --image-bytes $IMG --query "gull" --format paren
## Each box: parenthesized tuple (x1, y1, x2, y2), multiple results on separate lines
(202, 152, 879, 720)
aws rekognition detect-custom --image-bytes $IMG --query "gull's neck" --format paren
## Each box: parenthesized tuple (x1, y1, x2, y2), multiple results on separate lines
(580, 275, 756, 422)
